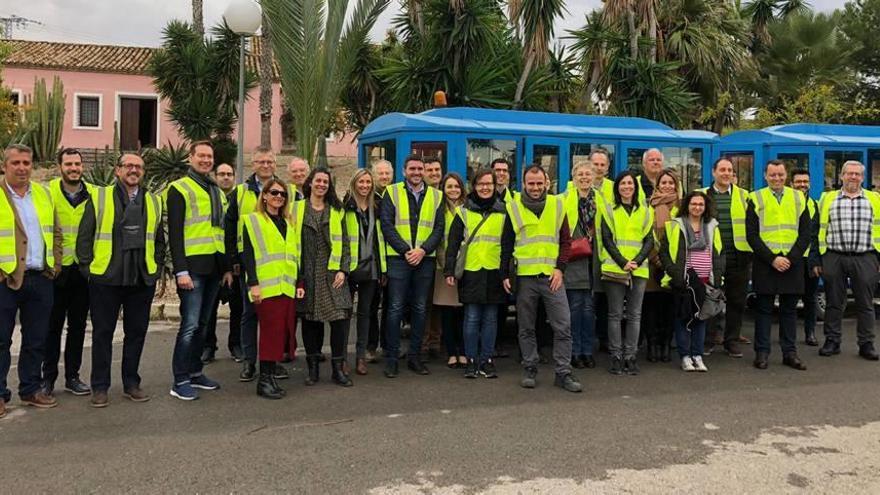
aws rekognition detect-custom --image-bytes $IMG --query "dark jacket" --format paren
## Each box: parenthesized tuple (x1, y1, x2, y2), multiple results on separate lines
(379, 182, 445, 258)
(344, 194, 383, 281)
(444, 195, 507, 305)
(805, 197, 821, 270)
(746, 195, 811, 295)
(659, 218, 725, 290)
(76, 183, 166, 286)
(167, 181, 228, 276)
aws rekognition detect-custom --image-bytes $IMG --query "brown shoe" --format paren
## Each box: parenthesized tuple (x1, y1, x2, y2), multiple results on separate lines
(123, 387, 152, 402)
(21, 391, 58, 409)
(724, 341, 744, 358)
(0, 399, 6, 419)
(90, 391, 109, 408)
(737, 335, 752, 345)
(356, 358, 368, 376)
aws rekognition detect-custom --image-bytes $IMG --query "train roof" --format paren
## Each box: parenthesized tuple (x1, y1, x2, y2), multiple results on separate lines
(721, 123, 880, 146)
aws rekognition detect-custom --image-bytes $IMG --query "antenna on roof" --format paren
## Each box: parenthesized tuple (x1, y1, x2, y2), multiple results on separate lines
(0, 15, 42, 40)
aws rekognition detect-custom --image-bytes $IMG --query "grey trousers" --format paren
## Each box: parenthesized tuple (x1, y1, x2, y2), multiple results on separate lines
(605, 276, 647, 359)
(516, 276, 572, 376)
(822, 251, 878, 345)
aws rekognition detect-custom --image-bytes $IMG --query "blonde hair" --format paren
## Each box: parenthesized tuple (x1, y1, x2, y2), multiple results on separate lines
(348, 168, 375, 200)
(571, 159, 593, 177)
(257, 178, 292, 221)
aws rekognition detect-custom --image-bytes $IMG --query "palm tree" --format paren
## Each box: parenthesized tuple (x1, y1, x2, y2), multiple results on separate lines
(512, 0, 567, 108)
(192, 0, 204, 36)
(258, 13, 274, 147)
(262, 0, 390, 163)
(567, 10, 625, 111)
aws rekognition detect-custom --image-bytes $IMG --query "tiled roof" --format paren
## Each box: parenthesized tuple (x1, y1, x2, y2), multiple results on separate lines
(4, 38, 280, 80)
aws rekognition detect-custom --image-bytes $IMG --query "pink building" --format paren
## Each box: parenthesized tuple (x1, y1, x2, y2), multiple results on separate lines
(2, 38, 358, 158)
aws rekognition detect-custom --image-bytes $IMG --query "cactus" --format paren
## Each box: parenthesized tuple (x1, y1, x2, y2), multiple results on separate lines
(15, 77, 66, 164)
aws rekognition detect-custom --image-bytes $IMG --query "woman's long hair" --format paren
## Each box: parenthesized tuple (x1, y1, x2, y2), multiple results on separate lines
(612, 170, 641, 209)
(440, 172, 466, 212)
(677, 190, 715, 222)
(302, 167, 343, 210)
(344, 168, 377, 210)
(256, 178, 292, 221)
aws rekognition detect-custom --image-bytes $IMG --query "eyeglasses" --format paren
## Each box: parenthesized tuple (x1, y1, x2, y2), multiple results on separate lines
(267, 189, 288, 198)
(254, 160, 275, 165)
(121, 163, 144, 170)
(475, 182, 494, 188)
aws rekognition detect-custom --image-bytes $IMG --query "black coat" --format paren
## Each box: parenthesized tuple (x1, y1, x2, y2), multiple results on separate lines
(746, 195, 811, 295)
(444, 196, 507, 305)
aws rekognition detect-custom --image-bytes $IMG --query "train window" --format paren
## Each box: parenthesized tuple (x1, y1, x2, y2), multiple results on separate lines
(870, 149, 880, 191)
(628, 147, 702, 193)
(532, 144, 560, 194)
(411, 141, 447, 174)
(723, 152, 754, 191)
(570, 143, 615, 173)
(823, 151, 862, 190)
(365, 140, 396, 168)
(776, 153, 809, 186)
(467, 139, 517, 186)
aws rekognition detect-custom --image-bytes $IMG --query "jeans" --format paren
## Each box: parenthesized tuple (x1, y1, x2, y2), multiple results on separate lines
(171, 272, 221, 384)
(566, 289, 595, 357)
(442, 306, 465, 357)
(605, 277, 647, 359)
(43, 265, 89, 386)
(89, 282, 154, 392)
(463, 304, 496, 362)
(674, 317, 706, 358)
(0, 272, 53, 401)
(238, 273, 259, 364)
(384, 257, 435, 362)
(352, 279, 379, 359)
(754, 294, 798, 356)
(204, 276, 242, 353)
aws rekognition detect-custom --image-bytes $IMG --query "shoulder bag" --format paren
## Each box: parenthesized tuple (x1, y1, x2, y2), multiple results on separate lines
(454, 212, 492, 280)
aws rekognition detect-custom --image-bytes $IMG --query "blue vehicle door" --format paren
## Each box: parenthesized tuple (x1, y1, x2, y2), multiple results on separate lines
(524, 137, 569, 194)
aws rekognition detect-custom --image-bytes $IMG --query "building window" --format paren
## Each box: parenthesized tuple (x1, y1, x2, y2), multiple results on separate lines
(75, 94, 102, 129)
(8, 89, 22, 106)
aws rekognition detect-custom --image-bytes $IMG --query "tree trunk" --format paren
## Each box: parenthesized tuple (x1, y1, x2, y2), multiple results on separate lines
(259, 13, 274, 148)
(192, 0, 204, 36)
(647, 1, 657, 62)
(514, 50, 536, 109)
(627, 8, 638, 59)
(583, 57, 604, 112)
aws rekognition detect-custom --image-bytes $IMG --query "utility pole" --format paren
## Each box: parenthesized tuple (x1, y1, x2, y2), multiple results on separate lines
(0, 15, 42, 39)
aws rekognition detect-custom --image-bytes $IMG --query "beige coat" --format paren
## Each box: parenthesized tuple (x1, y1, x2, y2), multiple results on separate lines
(0, 178, 63, 290)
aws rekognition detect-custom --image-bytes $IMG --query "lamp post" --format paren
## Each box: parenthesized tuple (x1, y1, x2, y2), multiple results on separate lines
(223, 0, 262, 184)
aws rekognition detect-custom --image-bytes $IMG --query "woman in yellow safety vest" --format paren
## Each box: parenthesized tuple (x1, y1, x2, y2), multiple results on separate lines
(298, 168, 354, 387)
(240, 178, 303, 399)
(600, 171, 654, 376)
(433, 173, 467, 370)
(659, 191, 724, 373)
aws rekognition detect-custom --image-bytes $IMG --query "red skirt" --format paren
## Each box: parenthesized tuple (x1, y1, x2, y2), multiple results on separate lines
(254, 295, 297, 362)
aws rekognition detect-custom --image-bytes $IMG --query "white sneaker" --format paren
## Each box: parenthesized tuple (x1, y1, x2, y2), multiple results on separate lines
(681, 356, 695, 372)
(692, 355, 708, 372)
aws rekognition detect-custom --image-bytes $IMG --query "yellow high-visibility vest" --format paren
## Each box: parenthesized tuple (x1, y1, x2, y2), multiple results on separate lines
(242, 211, 299, 301)
(749, 187, 805, 255)
(385, 182, 442, 255)
(290, 199, 357, 272)
(344, 206, 387, 274)
(698, 184, 752, 252)
(817, 189, 880, 254)
(507, 194, 565, 276)
(0, 181, 55, 274)
(457, 206, 505, 272)
(169, 176, 226, 256)
(233, 181, 298, 253)
(600, 201, 654, 279)
(661, 218, 722, 288)
(49, 178, 91, 265)
(88, 185, 161, 276)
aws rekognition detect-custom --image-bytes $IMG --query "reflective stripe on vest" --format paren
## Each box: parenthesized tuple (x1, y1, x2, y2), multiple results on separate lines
(0, 181, 55, 274)
(89, 186, 161, 276)
(170, 177, 226, 256)
(600, 201, 653, 279)
(750, 187, 804, 255)
(243, 212, 299, 301)
(49, 178, 91, 265)
(817, 189, 880, 254)
(386, 182, 441, 254)
(507, 195, 564, 276)
(459, 206, 505, 272)
(699, 185, 751, 252)
(328, 206, 353, 272)
(661, 219, 722, 288)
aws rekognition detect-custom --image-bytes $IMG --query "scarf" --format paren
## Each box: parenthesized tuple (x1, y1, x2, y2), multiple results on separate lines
(467, 190, 497, 212)
(650, 190, 678, 234)
(520, 190, 547, 217)
(187, 168, 224, 228)
(684, 218, 708, 251)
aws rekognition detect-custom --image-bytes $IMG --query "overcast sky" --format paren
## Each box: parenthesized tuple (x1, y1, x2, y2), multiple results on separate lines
(3, 0, 847, 47)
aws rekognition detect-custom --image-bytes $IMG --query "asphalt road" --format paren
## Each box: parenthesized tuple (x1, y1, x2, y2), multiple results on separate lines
(3, 316, 880, 494)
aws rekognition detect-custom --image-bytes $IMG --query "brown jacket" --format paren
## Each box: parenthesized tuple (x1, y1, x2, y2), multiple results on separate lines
(0, 178, 63, 290)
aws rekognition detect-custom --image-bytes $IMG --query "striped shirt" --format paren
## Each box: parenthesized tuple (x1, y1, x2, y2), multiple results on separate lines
(827, 190, 874, 253)
(685, 231, 713, 282)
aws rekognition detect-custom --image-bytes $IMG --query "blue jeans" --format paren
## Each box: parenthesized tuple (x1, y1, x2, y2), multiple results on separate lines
(674, 317, 706, 358)
(463, 303, 497, 362)
(566, 289, 595, 357)
(172, 273, 221, 383)
(238, 273, 258, 364)
(0, 273, 53, 401)
(384, 257, 435, 362)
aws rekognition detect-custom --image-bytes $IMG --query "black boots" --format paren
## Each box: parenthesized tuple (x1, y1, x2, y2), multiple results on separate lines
(331, 358, 353, 387)
(304, 355, 320, 386)
(257, 361, 284, 399)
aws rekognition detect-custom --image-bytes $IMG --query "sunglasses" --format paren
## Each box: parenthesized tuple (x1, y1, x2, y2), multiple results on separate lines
(267, 189, 288, 198)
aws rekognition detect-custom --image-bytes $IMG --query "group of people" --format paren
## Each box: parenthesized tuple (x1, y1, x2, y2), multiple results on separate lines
(2, 140, 880, 416)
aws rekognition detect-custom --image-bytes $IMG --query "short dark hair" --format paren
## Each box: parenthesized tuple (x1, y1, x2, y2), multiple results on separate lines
(302, 167, 342, 209)
(713, 157, 733, 170)
(765, 159, 786, 171)
(612, 170, 642, 209)
(491, 158, 511, 170)
(190, 140, 214, 155)
(522, 163, 547, 181)
(403, 155, 423, 168)
(791, 167, 810, 179)
(424, 156, 442, 166)
(678, 190, 715, 222)
(471, 168, 496, 191)
(116, 152, 144, 168)
(589, 148, 610, 161)
(57, 147, 83, 165)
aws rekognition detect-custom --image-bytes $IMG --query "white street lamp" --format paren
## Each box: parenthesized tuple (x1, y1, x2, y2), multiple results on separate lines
(223, 0, 262, 184)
